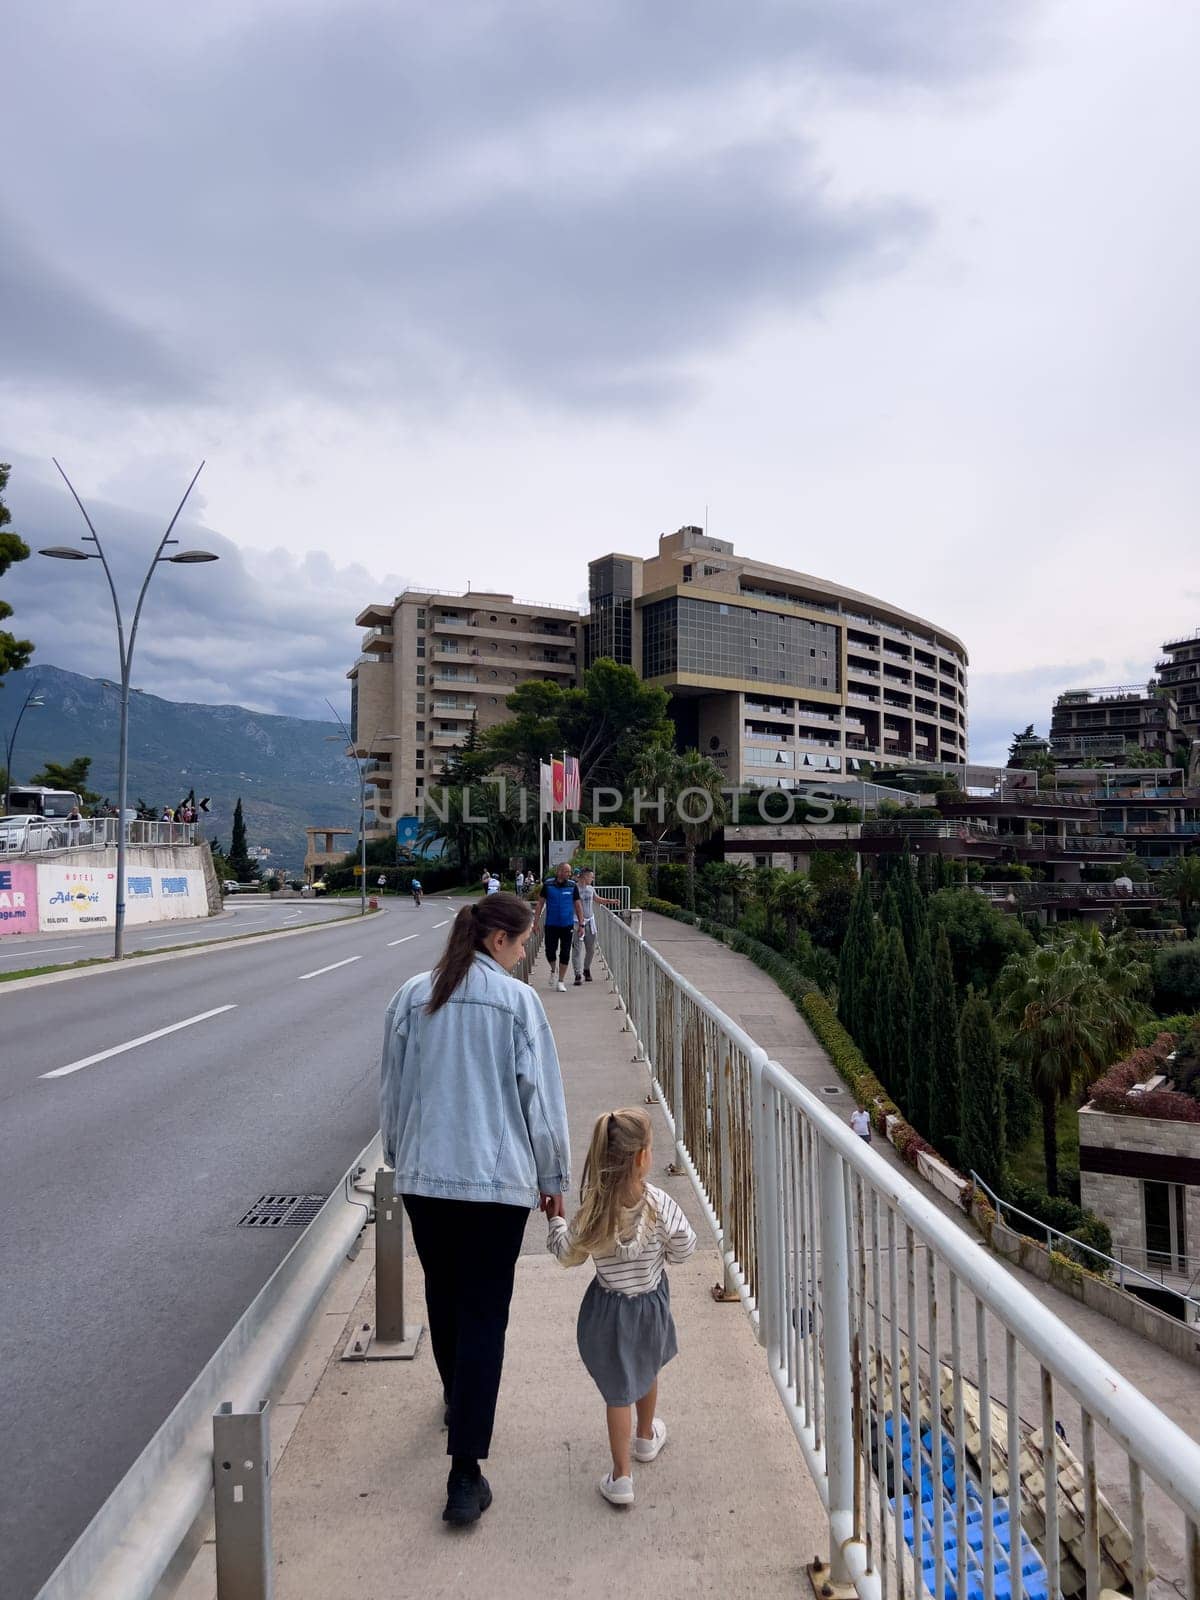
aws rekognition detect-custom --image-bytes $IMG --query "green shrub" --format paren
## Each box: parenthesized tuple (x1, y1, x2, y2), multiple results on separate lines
(1153, 943, 1200, 1012)
(999, 1177, 1113, 1265)
(1137, 1010, 1200, 1047)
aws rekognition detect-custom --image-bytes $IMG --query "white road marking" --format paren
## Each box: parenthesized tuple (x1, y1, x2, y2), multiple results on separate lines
(433, 919, 450, 928)
(296, 956, 361, 982)
(0, 944, 76, 962)
(387, 934, 418, 947)
(41, 1005, 238, 1079)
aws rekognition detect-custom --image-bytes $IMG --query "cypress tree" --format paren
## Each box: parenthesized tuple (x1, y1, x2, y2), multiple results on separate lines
(880, 883, 902, 937)
(860, 909, 887, 1082)
(228, 797, 258, 882)
(896, 852, 928, 969)
(959, 991, 1006, 1190)
(928, 929, 963, 1159)
(838, 877, 873, 1041)
(906, 929, 934, 1126)
(883, 928, 912, 1101)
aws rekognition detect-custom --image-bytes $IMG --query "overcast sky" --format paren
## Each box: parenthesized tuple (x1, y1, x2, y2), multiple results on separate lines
(2, 0, 1197, 763)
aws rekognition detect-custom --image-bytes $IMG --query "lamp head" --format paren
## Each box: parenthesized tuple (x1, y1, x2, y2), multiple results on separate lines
(39, 546, 92, 560)
(167, 550, 219, 564)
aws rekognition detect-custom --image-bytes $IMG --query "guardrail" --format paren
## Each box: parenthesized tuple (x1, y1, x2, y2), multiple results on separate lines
(596, 905, 1200, 1600)
(971, 1172, 1200, 1321)
(36, 1133, 381, 1600)
(0, 818, 197, 855)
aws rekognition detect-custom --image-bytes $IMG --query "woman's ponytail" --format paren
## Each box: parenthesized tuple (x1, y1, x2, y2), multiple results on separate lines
(426, 892, 533, 1013)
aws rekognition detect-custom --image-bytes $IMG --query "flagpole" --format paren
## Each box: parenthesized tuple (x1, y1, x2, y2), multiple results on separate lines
(562, 748, 567, 848)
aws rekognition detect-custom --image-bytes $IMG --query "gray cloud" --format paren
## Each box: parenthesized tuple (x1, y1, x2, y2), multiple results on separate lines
(1, 0, 1028, 413)
(2, 463, 405, 720)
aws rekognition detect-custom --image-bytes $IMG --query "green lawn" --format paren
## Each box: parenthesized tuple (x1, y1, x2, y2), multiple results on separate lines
(1006, 1096, 1082, 1189)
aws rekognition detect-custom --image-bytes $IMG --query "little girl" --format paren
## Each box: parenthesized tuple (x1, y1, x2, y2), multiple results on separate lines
(547, 1106, 697, 1506)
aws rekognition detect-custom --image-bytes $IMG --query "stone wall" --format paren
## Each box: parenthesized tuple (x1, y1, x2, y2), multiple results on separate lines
(1078, 1104, 1200, 1278)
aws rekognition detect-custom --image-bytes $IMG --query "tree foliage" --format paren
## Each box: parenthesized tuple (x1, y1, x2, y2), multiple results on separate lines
(928, 887, 1034, 995)
(906, 931, 935, 1130)
(0, 464, 34, 682)
(882, 927, 912, 1101)
(928, 930, 963, 1157)
(959, 992, 1005, 1189)
(28, 755, 102, 805)
(228, 797, 260, 881)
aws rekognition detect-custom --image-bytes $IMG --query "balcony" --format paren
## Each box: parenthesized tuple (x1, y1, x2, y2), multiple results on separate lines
(847, 691, 879, 706)
(744, 726, 793, 744)
(431, 731, 465, 749)
(435, 619, 578, 648)
(847, 663, 880, 680)
(744, 700, 795, 720)
(795, 733, 840, 750)
(431, 671, 478, 687)
(361, 625, 393, 654)
(431, 702, 477, 718)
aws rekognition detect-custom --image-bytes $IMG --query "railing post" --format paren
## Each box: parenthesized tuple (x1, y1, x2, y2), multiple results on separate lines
(716, 1037, 738, 1300)
(672, 983, 685, 1165)
(213, 1400, 272, 1600)
(341, 1170, 423, 1360)
(819, 1137, 855, 1587)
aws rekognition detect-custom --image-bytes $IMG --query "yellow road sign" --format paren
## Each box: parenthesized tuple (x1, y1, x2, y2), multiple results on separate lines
(584, 825, 635, 853)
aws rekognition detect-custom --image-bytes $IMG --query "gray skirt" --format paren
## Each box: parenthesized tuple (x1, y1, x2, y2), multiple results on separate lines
(576, 1274, 678, 1406)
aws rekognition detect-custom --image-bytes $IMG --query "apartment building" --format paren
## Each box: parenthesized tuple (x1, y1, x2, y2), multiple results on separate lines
(348, 589, 582, 824)
(1157, 628, 1200, 743)
(585, 527, 969, 784)
(1048, 684, 1182, 768)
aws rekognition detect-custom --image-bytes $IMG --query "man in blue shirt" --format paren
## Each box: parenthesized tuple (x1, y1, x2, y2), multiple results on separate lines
(538, 861, 584, 992)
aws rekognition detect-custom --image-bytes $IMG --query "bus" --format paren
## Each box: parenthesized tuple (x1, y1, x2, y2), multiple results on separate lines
(5, 786, 83, 818)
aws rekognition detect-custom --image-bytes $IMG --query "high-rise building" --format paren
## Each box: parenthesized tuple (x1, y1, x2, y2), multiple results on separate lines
(1156, 628, 1200, 744)
(1048, 684, 1182, 768)
(348, 589, 582, 825)
(584, 527, 968, 783)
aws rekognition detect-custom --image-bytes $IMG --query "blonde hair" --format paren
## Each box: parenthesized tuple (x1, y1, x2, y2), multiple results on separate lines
(562, 1107, 655, 1262)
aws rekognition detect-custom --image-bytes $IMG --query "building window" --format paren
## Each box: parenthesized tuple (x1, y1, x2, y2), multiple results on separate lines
(489, 614, 497, 622)
(415, 754, 424, 769)
(417, 641, 425, 657)
(416, 721, 425, 734)
(1144, 1180, 1188, 1271)
(416, 667, 425, 685)
(416, 694, 425, 712)
(417, 609, 426, 628)
(510, 616, 518, 625)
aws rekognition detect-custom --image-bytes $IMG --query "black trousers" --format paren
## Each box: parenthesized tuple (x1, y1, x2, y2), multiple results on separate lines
(402, 1194, 528, 1461)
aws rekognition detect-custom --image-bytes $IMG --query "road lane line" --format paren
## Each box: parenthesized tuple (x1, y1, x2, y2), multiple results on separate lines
(433, 919, 450, 928)
(296, 956, 361, 981)
(41, 1006, 238, 1079)
(387, 934, 418, 947)
(0, 944, 76, 961)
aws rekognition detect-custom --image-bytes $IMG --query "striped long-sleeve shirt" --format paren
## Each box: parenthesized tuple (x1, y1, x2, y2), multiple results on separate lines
(547, 1183, 697, 1296)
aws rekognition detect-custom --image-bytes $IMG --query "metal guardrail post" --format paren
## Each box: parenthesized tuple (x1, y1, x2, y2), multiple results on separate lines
(671, 984, 685, 1167)
(342, 1170, 423, 1360)
(213, 1400, 272, 1600)
(819, 1138, 854, 1587)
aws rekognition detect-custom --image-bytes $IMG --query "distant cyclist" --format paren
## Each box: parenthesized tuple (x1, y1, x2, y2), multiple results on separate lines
(411, 876, 423, 908)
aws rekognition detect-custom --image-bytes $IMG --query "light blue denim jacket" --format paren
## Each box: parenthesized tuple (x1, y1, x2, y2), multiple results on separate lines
(380, 952, 570, 1207)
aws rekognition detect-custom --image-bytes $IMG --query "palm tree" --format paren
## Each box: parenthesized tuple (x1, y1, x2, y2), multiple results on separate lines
(630, 744, 683, 894)
(994, 940, 1132, 1194)
(751, 864, 786, 941)
(1162, 852, 1200, 929)
(725, 858, 754, 923)
(673, 748, 728, 911)
(776, 871, 816, 949)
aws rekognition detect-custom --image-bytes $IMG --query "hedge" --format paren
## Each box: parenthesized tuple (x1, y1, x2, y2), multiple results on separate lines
(1086, 1032, 1200, 1121)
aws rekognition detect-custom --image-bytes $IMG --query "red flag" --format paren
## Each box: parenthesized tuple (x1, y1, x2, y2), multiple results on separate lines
(564, 756, 581, 810)
(551, 758, 565, 808)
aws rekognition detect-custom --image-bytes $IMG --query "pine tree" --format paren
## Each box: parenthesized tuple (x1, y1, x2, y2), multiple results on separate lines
(1, 463, 34, 682)
(959, 991, 1006, 1189)
(928, 929, 963, 1158)
(883, 927, 912, 1100)
(228, 797, 258, 881)
(906, 930, 934, 1127)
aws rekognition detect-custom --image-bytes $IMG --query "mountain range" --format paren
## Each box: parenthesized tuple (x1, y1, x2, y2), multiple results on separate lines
(2, 665, 358, 871)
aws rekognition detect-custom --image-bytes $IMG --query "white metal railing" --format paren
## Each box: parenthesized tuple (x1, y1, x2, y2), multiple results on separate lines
(0, 818, 197, 855)
(596, 906, 1200, 1600)
(971, 1173, 1200, 1321)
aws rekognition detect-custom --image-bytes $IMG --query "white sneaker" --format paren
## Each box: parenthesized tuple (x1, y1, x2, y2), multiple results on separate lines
(632, 1418, 667, 1462)
(599, 1472, 634, 1506)
(556, 980, 567, 992)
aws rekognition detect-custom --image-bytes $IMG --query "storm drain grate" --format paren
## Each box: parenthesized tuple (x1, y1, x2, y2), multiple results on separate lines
(238, 1193, 328, 1228)
(819, 1084, 843, 1096)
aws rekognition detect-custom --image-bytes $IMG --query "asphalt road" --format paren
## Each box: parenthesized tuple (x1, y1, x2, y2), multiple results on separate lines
(0, 897, 462, 1600)
(0, 894, 357, 972)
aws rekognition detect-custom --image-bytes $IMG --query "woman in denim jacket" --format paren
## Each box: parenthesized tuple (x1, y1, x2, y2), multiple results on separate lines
(380, 892, 570, 1527)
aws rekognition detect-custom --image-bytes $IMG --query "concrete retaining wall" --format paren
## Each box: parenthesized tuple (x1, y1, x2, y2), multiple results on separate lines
(0, 845, 220, 938)
(970, 1197, 1200, 1368)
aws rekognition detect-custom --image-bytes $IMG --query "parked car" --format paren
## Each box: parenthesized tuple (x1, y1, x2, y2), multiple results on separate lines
(0, 816, 61, 854)
(222, 880, 240, 894)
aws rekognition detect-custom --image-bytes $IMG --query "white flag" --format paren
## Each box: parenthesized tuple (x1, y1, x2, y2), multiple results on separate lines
(539, 761, 554, 818)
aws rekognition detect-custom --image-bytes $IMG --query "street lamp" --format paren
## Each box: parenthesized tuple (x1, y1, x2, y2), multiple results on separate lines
(42, 460, 218, 960)
(325, 711, 404, 916)
(3, 681, 46, 814)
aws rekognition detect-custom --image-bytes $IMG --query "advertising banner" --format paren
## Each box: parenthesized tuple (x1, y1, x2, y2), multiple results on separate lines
(37, 865, 116, 931)
(124, 869, 207, 924)
(0, 863, 39, 937)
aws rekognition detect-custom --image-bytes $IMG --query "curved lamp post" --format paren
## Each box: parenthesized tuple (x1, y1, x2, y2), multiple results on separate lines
(3, 681, 45, 814)
(41, 460, 218, 959)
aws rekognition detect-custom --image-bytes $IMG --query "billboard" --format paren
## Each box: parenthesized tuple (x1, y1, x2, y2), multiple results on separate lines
(38, 865, 116, 930)
(0, 864, 39, 937)
(124, 869, 207, 924)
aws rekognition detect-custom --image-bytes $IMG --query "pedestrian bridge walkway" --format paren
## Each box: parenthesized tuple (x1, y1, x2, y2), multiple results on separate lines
(186, 908, 1200, 1600)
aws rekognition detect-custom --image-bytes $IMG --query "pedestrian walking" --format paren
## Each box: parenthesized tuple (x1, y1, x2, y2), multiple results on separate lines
(849, 1106, 872, 1142)
(377, 873, 388, 895)
(571, 865, 612, 985)
(538, 860, 584, 991)
(514, 870, 526, 896)
(547, 1106, 696, 1507)
(380, 894, 570, 1527)
(487, 872, 501, 895)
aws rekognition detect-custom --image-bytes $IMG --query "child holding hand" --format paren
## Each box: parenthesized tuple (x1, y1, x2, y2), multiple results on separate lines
(547, 1106, 697, 1506)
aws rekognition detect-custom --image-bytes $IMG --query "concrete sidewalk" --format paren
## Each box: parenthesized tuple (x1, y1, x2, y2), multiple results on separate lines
(254, 947, 825, 1599)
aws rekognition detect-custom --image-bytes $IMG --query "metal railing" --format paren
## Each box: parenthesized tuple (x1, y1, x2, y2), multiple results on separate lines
(971, 1173, 1200, 1321)
(596, 905, 1200, 1600)
(0, 817, 197, 855)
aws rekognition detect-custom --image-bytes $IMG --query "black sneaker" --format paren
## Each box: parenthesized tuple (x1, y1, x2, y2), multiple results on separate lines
(574, 974, 583, 986)
(443, 1468, 492, 1525)
(584, 971, 593, 982)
